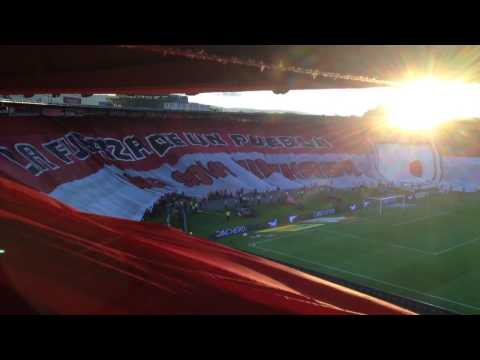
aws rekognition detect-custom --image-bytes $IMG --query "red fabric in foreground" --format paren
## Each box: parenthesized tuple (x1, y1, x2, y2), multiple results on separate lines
(0, 177, 413, 315)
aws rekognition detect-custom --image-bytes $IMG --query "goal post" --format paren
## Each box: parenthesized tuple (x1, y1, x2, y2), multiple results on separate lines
(366, 195, 406, 216)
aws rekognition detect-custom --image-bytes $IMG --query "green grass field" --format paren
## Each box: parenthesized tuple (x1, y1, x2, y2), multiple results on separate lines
(153, 191, 480, 314)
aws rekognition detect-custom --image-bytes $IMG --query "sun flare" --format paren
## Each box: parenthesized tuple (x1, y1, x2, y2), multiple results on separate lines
(385, 77, 480, 131)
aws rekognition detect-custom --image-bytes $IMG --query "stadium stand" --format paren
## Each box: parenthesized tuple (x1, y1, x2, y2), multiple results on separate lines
(4, 45, 480, 314)
(0, 109, 476, 222)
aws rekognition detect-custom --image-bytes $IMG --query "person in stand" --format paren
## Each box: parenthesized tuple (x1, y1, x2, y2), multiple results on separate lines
(172, 207, 181, 229)
(225, 209, 231, 223)
(165, 202, 172, 226)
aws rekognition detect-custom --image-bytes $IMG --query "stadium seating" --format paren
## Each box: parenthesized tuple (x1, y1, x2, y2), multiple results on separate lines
(2, 113, 468, 221)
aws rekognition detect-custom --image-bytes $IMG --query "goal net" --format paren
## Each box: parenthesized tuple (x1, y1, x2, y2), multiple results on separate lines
(366, 195, 406, 216)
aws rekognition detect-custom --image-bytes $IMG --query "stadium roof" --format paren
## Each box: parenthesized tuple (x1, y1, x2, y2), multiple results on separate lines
(1, 45, 479, 95)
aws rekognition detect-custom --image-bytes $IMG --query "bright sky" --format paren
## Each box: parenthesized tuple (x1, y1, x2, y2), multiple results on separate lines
(188, 80, 480, 131)
(189, 88, 394, 116)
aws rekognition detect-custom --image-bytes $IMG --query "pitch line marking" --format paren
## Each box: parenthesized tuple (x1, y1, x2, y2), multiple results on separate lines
(253, 225, 437, 257)
(253, 245, 480, 312)
(391, 235, 480, 256)
(317, 228, 364, 241)
(252, 227, 322, 246)
(390, 244, 435, 256)
(392, 211, 454, 226)
(320, 224, 480, 256)
(252, 225, 363, 247)
(434, 236, 480, 255)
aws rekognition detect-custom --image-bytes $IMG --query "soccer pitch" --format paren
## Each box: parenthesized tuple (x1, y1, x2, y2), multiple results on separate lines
(218, 193, 480, 314)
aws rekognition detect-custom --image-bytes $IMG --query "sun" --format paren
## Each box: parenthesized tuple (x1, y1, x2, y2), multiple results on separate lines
(385, 77, 479, 131)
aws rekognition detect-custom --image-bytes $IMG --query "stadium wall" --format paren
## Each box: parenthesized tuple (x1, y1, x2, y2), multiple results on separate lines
(0, 114, 478, 220)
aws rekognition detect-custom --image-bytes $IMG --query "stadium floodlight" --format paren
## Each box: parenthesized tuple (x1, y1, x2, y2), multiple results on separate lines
(366, 195, 406, 216)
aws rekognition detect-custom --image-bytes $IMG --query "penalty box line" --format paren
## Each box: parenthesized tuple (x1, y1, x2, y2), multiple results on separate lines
(251, 225, 359, 247)
(252, 221, 480, 257)
(390, 244, 435, 256)
(324, 226, 480, 256)
(251, 227, 322, 246)
(254, 245, 480, 312)
(252, 225, 428, 255)
(392, 211, 455, 227)
(322, 227, 480, 256)
(433, 236, 480, 255)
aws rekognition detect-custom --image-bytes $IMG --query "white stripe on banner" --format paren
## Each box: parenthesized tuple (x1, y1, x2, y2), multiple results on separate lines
(44, 149, 480, 221)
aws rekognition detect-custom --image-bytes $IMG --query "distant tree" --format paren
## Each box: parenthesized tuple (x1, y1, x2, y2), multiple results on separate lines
(363, 106, 388, 120)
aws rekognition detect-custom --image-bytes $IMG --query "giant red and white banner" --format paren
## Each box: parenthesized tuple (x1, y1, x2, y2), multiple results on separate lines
(0, 114, 478, 220)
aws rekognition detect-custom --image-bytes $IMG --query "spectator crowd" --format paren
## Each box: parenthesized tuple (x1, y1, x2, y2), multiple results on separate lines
(141, 183, 325, 230)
